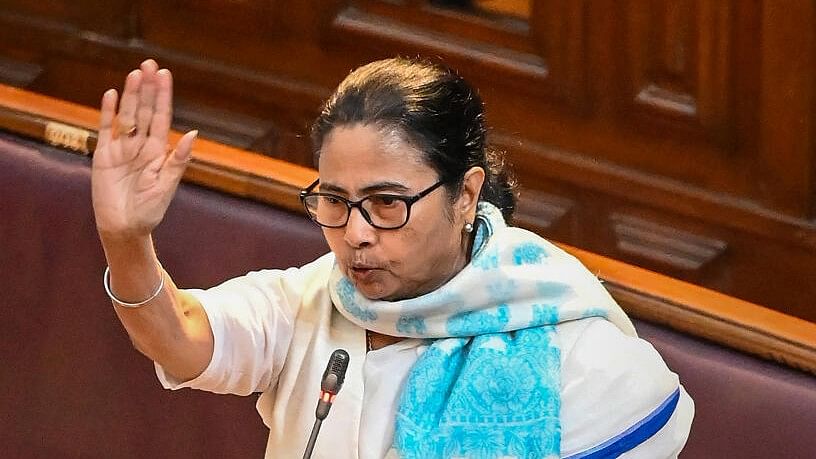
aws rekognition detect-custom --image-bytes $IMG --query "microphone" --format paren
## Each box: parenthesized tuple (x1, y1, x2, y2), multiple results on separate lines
(303, 349, 350, 459)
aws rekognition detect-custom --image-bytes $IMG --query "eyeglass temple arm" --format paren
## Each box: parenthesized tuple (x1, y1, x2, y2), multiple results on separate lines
(301, 179, 320, 196)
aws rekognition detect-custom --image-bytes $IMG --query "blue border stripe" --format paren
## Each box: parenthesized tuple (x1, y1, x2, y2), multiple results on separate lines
(564, 387, 681, 459)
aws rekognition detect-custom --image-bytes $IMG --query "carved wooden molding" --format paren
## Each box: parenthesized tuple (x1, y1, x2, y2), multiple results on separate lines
(0, 55, 42, 88)
(332, 5, 547, 76)
(635, 84, 696, 118)
(610, 212, 727, 271)
(1, 83, 815, 375)
(499, 134, 816, 252)
(330, 1, 590, 108)
(515, 188, 574, 231)
(173, 100, 273, 150)
(623, 0, 739, 147)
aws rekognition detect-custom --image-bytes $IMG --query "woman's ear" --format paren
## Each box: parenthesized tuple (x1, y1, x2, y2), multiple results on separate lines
(459, 166, 486, 220)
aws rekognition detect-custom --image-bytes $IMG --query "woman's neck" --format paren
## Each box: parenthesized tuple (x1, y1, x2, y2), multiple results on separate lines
(366, 330, 404, 351)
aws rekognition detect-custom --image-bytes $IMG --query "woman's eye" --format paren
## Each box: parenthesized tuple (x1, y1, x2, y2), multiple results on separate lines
(325, 196, 343, 205)
(371, 196, 398, 206)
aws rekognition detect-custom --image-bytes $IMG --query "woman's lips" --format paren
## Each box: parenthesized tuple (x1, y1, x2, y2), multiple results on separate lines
(350, 265, 380, 282)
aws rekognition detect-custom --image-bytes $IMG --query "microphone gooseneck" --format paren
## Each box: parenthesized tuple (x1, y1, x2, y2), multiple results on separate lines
(303, 349, 350, 459)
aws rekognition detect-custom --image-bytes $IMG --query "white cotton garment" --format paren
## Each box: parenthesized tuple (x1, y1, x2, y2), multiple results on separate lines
(155, 253, 693, 458)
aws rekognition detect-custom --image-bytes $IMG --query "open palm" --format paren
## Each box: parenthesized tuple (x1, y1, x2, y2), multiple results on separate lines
(92, 59, 197, 240)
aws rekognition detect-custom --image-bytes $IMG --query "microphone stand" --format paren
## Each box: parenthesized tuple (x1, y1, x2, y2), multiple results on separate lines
(302, 418, 322, 459)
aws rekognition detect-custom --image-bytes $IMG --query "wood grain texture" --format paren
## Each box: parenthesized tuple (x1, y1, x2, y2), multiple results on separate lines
(0, 0, 814, 320)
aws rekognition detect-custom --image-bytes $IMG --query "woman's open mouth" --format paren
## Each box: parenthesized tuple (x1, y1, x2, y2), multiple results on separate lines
(350, 264, 380, 282)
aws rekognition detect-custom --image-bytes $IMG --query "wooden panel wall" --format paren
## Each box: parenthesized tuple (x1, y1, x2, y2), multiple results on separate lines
(0, 1, 814, 321)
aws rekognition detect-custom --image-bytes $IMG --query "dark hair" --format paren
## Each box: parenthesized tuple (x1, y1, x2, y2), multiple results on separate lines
(311, 57, 516, 221)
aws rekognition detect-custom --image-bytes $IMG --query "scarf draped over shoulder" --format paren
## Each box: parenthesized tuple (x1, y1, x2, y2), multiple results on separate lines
(330, 202, 637, 459)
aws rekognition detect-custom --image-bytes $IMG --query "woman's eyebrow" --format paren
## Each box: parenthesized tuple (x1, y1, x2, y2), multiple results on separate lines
(316, 182, 346, 194)
(319, 181, 411, 195)
(359, 181, 411, 194)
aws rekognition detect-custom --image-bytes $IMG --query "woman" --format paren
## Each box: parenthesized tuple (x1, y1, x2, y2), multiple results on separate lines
(92, 58, 693, 458)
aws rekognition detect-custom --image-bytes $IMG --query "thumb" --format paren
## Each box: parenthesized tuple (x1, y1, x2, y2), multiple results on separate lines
(160, 130, 198, 190)
(170, 129, 198, 166)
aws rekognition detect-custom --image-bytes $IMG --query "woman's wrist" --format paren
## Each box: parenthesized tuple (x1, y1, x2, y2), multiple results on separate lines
(104, 265, 165, 308)
(99, 232, 163, 300)
(99, 229, 153, 257)
(96, 224, 153, 244)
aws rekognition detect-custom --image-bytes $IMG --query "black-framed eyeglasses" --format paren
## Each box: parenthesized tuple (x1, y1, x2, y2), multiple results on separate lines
(299, 178, 447, 230)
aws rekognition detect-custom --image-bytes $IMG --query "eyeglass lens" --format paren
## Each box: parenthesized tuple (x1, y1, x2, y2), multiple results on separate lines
(302, 195, 409, 229)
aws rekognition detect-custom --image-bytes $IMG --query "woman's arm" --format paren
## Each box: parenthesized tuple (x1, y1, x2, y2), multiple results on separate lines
(92, 59, 210, 381)
(102, 234, 213, 381)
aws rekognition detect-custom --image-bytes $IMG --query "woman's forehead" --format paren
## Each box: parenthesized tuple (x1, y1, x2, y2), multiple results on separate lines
(318, 125, 436, 192)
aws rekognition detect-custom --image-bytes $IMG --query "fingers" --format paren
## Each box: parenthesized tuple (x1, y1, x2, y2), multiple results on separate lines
(97, 89, 118, 150)
(135, 59, 159, 142)
(97, 59, 180, 168)
(115, 69, 142, 139)
(149, 68, 174, 150)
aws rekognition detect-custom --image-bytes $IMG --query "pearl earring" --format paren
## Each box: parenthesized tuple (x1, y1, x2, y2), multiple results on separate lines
(463, 222, 474, 233)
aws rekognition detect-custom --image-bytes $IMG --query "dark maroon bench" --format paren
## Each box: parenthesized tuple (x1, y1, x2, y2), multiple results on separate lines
(0, 133, 326, 457)
(2, 130, 816, 458)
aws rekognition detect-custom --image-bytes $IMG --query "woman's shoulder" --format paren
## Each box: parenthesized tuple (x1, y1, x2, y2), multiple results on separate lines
(558, 318, 678, 388)
(201, 252, 335, 292)
(557, 318, 693, 457)
(182, 252, 336, 322)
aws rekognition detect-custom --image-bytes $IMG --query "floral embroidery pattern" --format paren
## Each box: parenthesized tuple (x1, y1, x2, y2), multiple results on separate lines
(447, 305, 510, 336)
(581, 307, 609, 320)
(531, 304, 559, 327)
(335, 277, 377, 321)
(472, 245, 500, 271)
(395, 329, 562, 458)
(487, 279, 516, 304)
(512, 242, 548, 265)
(396, 315, 427, 335)
(536, 281, 573, 300)
(326, 201, 637, 459)
(409, 290, 465, 314)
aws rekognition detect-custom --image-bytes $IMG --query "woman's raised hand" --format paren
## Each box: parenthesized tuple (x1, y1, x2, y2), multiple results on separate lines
(92, 59, 198, 241)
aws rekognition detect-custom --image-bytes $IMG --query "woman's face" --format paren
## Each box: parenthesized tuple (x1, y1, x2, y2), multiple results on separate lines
(317, 124, 481, 301)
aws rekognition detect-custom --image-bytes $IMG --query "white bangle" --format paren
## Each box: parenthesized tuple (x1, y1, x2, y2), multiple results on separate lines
(103, 266, 165, 308)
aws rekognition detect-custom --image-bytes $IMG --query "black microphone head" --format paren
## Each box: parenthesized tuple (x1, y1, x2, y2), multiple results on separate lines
(321, 349, 349, 394)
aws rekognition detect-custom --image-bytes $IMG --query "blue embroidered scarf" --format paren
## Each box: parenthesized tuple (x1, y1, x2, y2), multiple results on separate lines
(329, 202, 636, 459)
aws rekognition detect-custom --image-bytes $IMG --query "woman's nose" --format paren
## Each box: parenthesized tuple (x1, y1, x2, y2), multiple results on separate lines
(343, 207, 375, 248)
